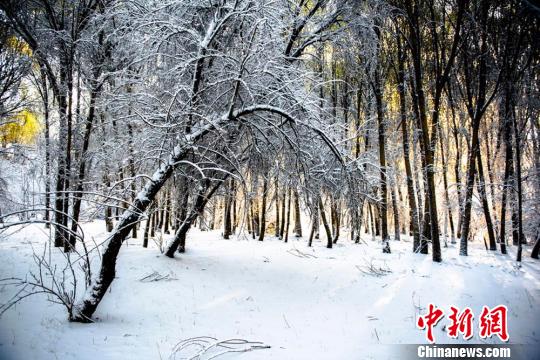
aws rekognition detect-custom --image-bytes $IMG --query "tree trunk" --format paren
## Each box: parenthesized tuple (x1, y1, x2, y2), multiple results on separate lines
(223, 180, 232, 239)
(331, 199, 340, 244)
(459, 114, 481, 256)
(228, 179, 236, 233)
(308, 197, 318, 247)
(53, 63, 72, 248)
(279, 187, 286, 239)
(150, 208, 156, 238)
(275, 177, 280, 238)
(127, 122, 138, 240)
(39, 66, 52, 229)
(249, 198, 256, 239)
(438, 122, 455, 244)
(476, 151, 496, 250)
(499, 92, 514, 255)
(209, 199, 216, 230)
(355, 201, 364, 243)
(143, 203, 154, 248)
(163, 189, 171, 234)
(165, 179, 221, 257)
(532, 234, 540, 259)
(258, 176, 268, 241)
(252, 198, 259, 239)
(293, 189, 302, 237)
(374, 67, 390, 254)
(284, 187, 291, 243)
(450, 91, 464, 240)
(319, 198, 332, 248)
(390, 183, 400, 241)
(512, 112, 525, 262)
(105, 205, 114, 232)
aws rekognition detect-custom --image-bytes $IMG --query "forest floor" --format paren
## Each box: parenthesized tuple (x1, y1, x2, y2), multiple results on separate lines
(0, 222, 539, 360)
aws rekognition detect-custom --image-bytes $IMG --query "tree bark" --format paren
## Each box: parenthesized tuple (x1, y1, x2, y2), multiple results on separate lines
(53, 61, 72, 248)
(284, 187, 291, 243)
(279, 187, 286, 239)
(532, 235, 540, 259)
(258, 176, 268, 241)
(143, 203, 154, 248)
(39, 66, 52, 229)
(373, 67, 390, 254)
(390, 182, 400, 241)
(163, 189, 171, 234)
(223, 180, 233, 239)
(293, 189, 302, 237)
(275, 177, 280, 238)
(331, 198, 340, 244)
(165, 179, 221, 256)
(438, 123, 455, 244)
(319, 198, 332, 248)
(476, 151, 496, 250)
(308, 196, 318, 247)
(513, 112, 525, 262)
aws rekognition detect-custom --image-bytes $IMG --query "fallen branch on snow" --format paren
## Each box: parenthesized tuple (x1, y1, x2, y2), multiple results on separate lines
(287, 248, 317, 259)
(139, 271, 177, 282)
(169, 336, 270, 360)
(355, 259, 392, 277)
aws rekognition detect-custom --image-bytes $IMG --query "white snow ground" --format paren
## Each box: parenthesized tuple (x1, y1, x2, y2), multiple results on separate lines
(0, 221, 539, 360)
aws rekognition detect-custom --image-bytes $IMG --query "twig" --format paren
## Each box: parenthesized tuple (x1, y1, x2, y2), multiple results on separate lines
(139, 271, 177, 282)
(169, 336, 270, 360)
(355, 258, 392, 277)
(287, 248, 317, 258)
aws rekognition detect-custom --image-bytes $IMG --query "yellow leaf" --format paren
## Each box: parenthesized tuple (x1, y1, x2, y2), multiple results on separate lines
(0, 110, 41, 145)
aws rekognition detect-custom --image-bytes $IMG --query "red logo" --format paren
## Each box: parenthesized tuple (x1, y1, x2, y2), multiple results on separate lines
(417, 304, 444, 343)
(417, 304, 508, 343)
(447, 306, 474, 340)
(479, 305, 509, 342)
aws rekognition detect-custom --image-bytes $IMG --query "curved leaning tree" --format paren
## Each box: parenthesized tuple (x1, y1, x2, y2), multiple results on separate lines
(5, 0, 357, 322)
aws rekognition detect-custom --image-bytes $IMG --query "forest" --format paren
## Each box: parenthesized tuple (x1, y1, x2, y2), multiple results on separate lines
(0, 0, 539, 359)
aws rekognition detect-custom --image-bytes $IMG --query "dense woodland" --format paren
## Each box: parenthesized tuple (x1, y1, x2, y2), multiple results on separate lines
(0, 0, 539, 323)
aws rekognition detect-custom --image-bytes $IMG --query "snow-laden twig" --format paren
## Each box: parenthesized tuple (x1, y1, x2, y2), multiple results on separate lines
(355, 258, 392, 277)
(139, 271, 177, 282)
(287, 248, 317, 259)
(169, 336, 270, 360)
